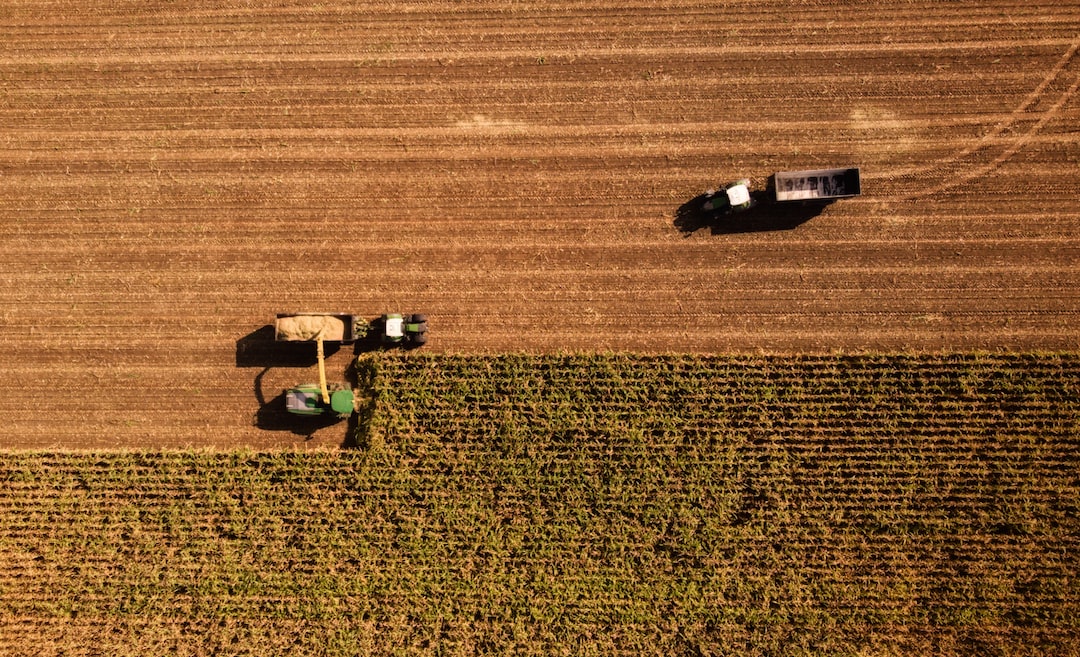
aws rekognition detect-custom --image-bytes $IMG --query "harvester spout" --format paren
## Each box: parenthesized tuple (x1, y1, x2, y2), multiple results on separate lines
(316, 335, 330, 405)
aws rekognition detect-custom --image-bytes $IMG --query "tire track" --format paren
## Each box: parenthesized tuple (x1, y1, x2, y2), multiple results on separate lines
(911, 62, 1080, 198)
(870, 33, 1080, 196)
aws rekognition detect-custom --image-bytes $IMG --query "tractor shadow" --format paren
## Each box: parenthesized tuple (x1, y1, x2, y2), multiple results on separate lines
(675, 180, 834, 236)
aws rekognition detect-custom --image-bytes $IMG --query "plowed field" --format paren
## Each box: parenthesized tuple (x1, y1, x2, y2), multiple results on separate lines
(1, 1, 1079, 448)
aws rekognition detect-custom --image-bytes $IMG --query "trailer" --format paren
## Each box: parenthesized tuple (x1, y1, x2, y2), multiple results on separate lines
(774, 167, 860, 202)
(274, 313, 360, 343)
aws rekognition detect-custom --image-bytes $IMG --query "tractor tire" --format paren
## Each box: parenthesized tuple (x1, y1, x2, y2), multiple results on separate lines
(410, 314, 428, 324)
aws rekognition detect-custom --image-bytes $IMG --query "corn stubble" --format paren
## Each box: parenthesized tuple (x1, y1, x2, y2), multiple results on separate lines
(1, 353, 1078, 656)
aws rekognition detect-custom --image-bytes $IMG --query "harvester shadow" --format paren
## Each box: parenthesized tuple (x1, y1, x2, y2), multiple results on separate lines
(675, 189, 833, 236)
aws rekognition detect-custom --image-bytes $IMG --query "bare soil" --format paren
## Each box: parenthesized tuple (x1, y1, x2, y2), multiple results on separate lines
(0, 0, 1078, 448)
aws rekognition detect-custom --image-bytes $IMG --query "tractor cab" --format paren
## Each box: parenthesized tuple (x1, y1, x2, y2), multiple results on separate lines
(702, 179, 754, 215)
(380, 313, 428, 346)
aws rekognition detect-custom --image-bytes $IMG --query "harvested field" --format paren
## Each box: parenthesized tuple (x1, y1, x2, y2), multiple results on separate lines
(0, 0, 1078, 447)
(1, 353, 1078, 655)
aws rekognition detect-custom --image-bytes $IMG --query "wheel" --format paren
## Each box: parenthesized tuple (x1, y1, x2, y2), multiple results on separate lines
(412, 332, 428, 345)
(410, 314, 428, 324)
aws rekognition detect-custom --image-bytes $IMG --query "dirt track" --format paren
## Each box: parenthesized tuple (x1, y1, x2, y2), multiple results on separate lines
(1, 1, 1078, 448)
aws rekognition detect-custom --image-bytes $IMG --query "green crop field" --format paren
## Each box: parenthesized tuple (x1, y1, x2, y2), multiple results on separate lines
(2, 354, 1079, 656)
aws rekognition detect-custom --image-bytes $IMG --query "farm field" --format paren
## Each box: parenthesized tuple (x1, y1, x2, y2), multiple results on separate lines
(0, 0, 1079, 447)
(1, 353, 1078, 656)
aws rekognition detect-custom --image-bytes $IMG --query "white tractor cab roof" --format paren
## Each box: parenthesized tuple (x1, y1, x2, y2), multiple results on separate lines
(726, 183, 751, 207)
(384, 315, 405, 338)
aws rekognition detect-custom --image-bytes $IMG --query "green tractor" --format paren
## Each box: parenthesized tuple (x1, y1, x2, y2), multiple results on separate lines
(378, 313, 428, 347)
(702, 179, 754, 215)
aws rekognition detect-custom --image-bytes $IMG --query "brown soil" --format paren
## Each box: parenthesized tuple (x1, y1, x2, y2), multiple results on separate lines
(0, 0, 1077, 449)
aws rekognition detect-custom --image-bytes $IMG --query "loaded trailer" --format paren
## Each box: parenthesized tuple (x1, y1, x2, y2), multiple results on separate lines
(274, 313, 360, 343)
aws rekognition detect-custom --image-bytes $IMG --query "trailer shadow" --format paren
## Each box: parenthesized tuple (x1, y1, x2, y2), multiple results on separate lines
(236, 325, 356, 368)
(675, 191, 833, 236)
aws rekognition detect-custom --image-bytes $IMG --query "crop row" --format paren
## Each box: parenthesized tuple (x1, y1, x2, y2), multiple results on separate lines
(1, 353, 1078, 656)
(362, 352, 1079, 457)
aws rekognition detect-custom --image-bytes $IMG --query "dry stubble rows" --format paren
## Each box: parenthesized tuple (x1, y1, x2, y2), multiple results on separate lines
(1, 0, 1078, 447)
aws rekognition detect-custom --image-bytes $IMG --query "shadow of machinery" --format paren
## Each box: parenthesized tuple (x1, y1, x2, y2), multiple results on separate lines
(238, 323, 382, 446)
(235, 325, 353, 369)
(674, 177, 834, 236)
